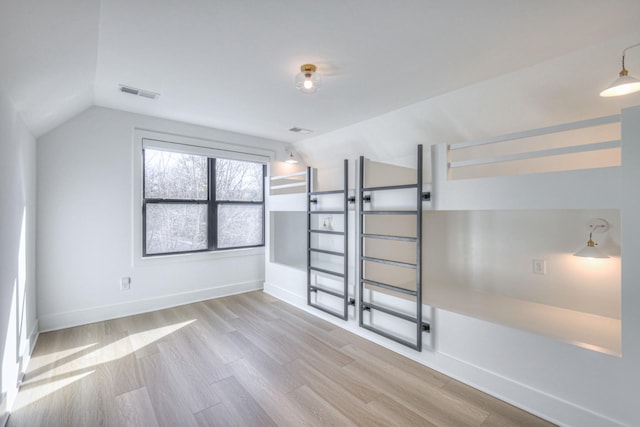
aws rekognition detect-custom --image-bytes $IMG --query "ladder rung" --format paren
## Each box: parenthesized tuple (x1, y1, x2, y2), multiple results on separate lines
(361, 210, 417, 215)
(362, 184, 417, 192)
(361, 256, 416, 269)
(309, 210, 344, 215)
(361, 233, 417, 242)
(361, 278, 417, 296)
(309, 266, 344, 278)
(308, 302, 347, 320)
(309, 190, 345, 196)
(309, 229, 344, 235)
(361, 302, 417, 323)
(310, 285, 345, 299)
(359, 323, 418, 350)
(309, 248, 344, 257)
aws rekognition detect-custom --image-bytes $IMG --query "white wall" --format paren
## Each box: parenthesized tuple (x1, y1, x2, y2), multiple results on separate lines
(36, 106, 288, 331)
(294, 32, 640, 170)
(0, 88, 37, 424)
(425, 210, 621, 316)
(272, 31, 640, 425)
(618, 105, 640, 426)
(267, 108, 640, 426)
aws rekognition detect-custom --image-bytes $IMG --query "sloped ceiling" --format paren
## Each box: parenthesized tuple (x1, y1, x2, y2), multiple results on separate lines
(1, 0, 640, 140)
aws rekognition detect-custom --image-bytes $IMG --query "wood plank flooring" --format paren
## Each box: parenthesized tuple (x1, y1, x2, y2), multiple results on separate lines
(8, 291, 556, 427)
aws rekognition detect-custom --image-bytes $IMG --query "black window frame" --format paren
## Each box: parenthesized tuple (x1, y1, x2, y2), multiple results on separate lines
(142, 149, 266, 257)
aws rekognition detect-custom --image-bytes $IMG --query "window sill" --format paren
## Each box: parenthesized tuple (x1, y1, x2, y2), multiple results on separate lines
(136, 246, 265, 266)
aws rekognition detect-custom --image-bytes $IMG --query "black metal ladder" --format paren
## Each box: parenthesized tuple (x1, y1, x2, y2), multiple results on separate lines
(307, 160, 353, 320)
(358, 145, 430, 350)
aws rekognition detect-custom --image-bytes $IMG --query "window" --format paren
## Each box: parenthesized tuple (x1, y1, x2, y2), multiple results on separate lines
(143, 147, 265, 256)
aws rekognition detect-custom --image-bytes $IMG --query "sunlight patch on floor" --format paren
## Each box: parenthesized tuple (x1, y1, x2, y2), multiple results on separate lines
(12, 370, 95, 411)
(126, 319, 196, 354)
(12, 319, 196, 413)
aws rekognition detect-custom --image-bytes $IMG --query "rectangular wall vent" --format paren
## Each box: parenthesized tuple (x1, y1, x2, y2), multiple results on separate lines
(119, 85, 160, 100)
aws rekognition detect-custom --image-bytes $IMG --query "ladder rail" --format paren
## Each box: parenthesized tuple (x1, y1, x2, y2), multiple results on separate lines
(358, 145, 428, 351)
(307, 160, 351, 320)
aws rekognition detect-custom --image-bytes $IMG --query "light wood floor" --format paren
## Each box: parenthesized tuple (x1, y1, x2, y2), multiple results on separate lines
(8, 291, 556, 427)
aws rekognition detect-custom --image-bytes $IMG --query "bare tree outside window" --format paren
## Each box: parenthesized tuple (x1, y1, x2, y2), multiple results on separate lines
(216, 159, 263, 201)
(144, 149, 208, 200)
(146, 204, 208, 254)
(215, 159, 264, 248)
(143, 146, 264, 256)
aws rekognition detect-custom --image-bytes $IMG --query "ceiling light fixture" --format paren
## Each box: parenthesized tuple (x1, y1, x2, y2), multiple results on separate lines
(573, 218, 610, 259)
(285, 149, 299, 164)
(600, 42, 640, 97)
(295, 64, 321, 94)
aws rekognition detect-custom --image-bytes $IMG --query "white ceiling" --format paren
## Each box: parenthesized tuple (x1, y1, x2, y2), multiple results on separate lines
(2, 0, 640, 141)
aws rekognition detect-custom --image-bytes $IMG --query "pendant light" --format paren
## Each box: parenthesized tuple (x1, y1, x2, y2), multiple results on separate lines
(600, 42, 640, 97)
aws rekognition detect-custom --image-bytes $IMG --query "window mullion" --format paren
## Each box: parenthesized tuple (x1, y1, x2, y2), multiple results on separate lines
(144, 199, 209, 204)
(215, 201, 264, 205)
(209, 158, 217, 251)
(261, 163, 266, 246)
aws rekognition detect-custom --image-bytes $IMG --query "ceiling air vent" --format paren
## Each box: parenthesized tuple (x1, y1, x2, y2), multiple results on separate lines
(289, 127, 313, 135)
(119, 84, 160, 100)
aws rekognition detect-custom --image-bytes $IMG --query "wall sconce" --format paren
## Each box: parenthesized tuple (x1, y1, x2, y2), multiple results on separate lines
(295, 64, 321, 94)
(600, 42, 640, 97)
(285, 148, 298, 164)
(574, 218, 610, 259)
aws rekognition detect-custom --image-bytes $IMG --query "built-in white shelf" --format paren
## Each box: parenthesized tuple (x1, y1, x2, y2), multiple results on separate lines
(427, 285, 621, 356)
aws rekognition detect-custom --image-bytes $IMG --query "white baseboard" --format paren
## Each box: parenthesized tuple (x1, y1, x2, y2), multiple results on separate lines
(20, 321, 39, 381)
(1, 321, 40, 427)
(263, 281, 306, 307)
(262, 281, 624, 427)
(1, 391, 7, 427)
(39, 280, 263, 332)
(423, 350, 624, 427)
(29, 323, 39, 355)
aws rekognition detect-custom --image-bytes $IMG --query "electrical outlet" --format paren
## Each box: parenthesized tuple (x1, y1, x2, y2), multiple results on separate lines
(533, 259, 547, 275)
(120, 277, 131, 291)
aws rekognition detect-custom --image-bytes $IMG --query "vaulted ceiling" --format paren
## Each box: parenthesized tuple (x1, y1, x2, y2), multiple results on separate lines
(1, 0, 640, 141)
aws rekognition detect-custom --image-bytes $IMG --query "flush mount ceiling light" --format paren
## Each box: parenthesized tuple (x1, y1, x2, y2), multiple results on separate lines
(600, 42, 640, 97)
(295, 64, 321, 94)
(574, 218, 610, 259)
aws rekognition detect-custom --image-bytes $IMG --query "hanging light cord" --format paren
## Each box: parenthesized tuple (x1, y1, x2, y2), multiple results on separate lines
(621, 42, 640, 71)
